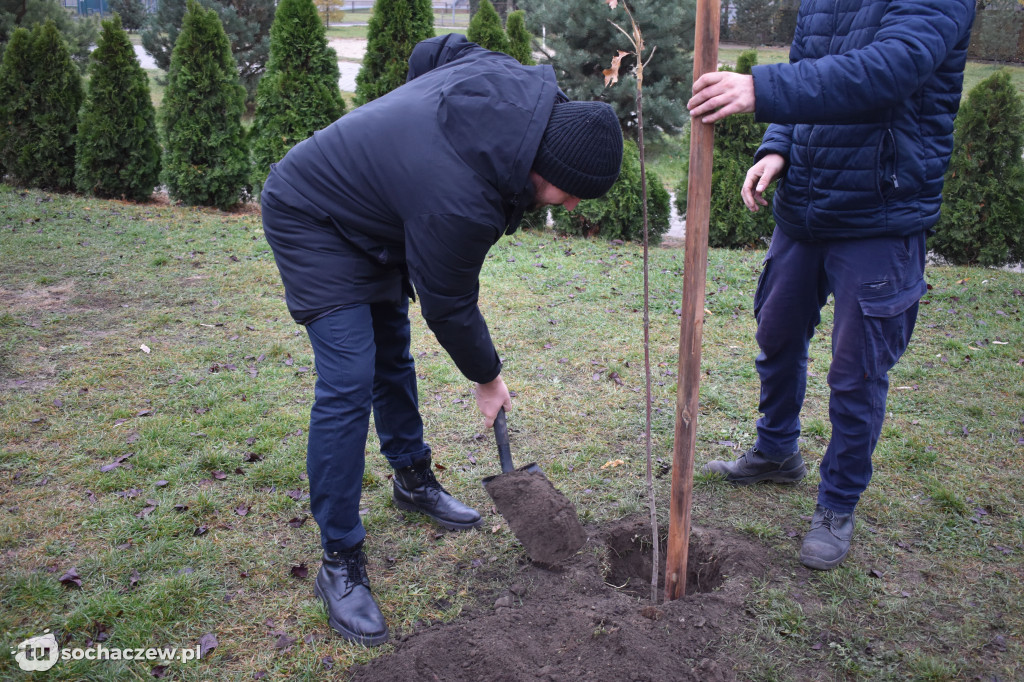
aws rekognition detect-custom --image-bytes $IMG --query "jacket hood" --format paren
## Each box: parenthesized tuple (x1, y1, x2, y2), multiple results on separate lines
(409, 34, 561, 198)
(407, 33, 480, 82)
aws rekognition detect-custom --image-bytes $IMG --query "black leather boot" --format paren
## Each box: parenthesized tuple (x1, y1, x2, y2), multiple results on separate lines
(392, 459, 483, 530)
(314, 544, 389, 646)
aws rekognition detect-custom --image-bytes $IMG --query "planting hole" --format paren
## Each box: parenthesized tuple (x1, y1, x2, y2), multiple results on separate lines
(603, 520, 725, 597)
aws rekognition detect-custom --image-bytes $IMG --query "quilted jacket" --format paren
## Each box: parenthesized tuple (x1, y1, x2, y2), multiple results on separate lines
(261, 35, 562, 383)
(751, 0, 975, 241)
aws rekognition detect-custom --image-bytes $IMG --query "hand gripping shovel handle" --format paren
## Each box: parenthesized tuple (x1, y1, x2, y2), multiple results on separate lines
(493, 408, 515, 473)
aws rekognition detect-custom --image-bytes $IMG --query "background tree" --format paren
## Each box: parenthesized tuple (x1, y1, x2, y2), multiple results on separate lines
(354, 0, 433, 105)
(0, 21, 82, 190)
(108, 0, 148, 32)
(142, 0, 276, 103)
(250, 0, 345, 196)
(467, 0, 508, 53)
(505, 9, 534, 65)
(729, 0, 776, 45)
(522, 0, 694, 136)
(552, 139, 670, 243)
(675, 51, 774, 249)
(160, 0, 249, 209)
(0, 0, 98, 69)
(931, 69, 1024, 266)
(75, 14, 161, 201)
(317, 0, 345, 26)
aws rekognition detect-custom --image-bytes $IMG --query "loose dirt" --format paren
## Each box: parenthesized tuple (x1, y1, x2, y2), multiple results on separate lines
(351, 517, 774, 681)
(483, 468, 587, 567)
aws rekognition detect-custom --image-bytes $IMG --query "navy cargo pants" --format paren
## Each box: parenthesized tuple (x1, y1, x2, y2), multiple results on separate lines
(752, 228, 927, 514)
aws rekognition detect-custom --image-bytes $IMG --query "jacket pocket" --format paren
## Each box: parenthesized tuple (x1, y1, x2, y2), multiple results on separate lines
(753, 253, 774, 323)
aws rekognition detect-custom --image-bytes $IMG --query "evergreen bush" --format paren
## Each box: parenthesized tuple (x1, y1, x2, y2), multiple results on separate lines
(467, 0, 508, 53)
(0, 20, 82, 190)
(552, 139, 669, 244)
(75, 15, 161, 201)
(675, 51, 774, 249)
(355, 0, 433, 105)
(160, 0, 249, 209)
(1, 0, 99, 70)
(0, 27, 33, 180)
(505, 10, 534, 65)
(250, 0, 345, 196)
(411, 0, 435, 46)
(931, 69, 1024, 266)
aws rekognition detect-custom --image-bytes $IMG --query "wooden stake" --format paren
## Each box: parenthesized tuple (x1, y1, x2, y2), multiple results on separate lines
(664, 0, 720, 602)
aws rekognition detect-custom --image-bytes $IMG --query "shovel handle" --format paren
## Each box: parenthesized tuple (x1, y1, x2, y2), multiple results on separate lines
(493, 408, 515, 473)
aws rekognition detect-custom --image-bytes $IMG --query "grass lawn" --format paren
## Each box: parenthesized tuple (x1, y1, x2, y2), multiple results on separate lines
(1, 186, 1021, 679)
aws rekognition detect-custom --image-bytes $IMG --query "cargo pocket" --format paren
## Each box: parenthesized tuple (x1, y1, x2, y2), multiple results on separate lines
(858, 279, 926, 380)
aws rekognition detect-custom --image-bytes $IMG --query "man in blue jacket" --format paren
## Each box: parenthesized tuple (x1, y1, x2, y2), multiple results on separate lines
(261, 34, 622, 645)
(688, 1, 974, 570)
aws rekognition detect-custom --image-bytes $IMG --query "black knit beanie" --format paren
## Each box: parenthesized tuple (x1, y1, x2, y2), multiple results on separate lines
(533, 101, 623, 200)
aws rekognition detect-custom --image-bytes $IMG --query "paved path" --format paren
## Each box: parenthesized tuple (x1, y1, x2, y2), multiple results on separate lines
(132, 39, 364, 91)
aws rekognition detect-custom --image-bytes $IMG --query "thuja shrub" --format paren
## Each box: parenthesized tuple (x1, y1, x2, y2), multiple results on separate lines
(467, 0, 509, 53)
(931, 69, 1024, 266)
(250, 0, 345, 196)
(553, 139, 670, 244)
(0, 21, 82, 190)
(505, 10, 535, 65)
(675, 51, 774, 249)
(160, 0, 249, 209)
(0, 27, 34, 180)
(354, 0, 433, 105)
(75, 14, 161, 201)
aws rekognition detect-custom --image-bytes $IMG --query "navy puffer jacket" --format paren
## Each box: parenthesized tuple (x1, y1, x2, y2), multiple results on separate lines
(752, 0, 975, 241)
(261, 35, 562, 383)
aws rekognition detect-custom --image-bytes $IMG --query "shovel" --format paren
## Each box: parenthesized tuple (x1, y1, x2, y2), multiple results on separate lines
(482, 408, 586, 566)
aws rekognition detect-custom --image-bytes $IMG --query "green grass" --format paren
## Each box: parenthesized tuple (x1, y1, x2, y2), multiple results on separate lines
(1, 175, 1023, 676)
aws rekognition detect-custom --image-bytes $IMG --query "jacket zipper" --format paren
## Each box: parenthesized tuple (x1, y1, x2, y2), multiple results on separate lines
(829, 0, 839, 54)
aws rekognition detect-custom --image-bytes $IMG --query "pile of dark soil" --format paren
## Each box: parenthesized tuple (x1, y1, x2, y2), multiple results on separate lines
(483, 468, 587, 566)
(351, 517, 774, 682)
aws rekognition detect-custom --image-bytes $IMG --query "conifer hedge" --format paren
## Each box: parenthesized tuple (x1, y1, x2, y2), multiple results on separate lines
(160, 0, 249, 210)
(553, 139, 670, 244)
(675, 51, 774, 249)
(0, 20, 82, 190)
(931, 70, 1024, 266)
(75, 14, 161, 201)
(467, 0, 509, 53)
(250, 0, 345, 196)
(0, 27, 33, 180)
(355, 0, 433, 105)
(505, 10, 535, 65)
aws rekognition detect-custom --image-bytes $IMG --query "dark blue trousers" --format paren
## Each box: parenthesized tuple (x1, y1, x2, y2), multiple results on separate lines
(753, 228, 926, 513)
(305, 300, 431, 553)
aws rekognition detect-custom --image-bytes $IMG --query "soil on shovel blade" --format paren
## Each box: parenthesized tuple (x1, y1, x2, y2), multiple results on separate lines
(350, 517, 775, 682)
(483, 468, 587, 566)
